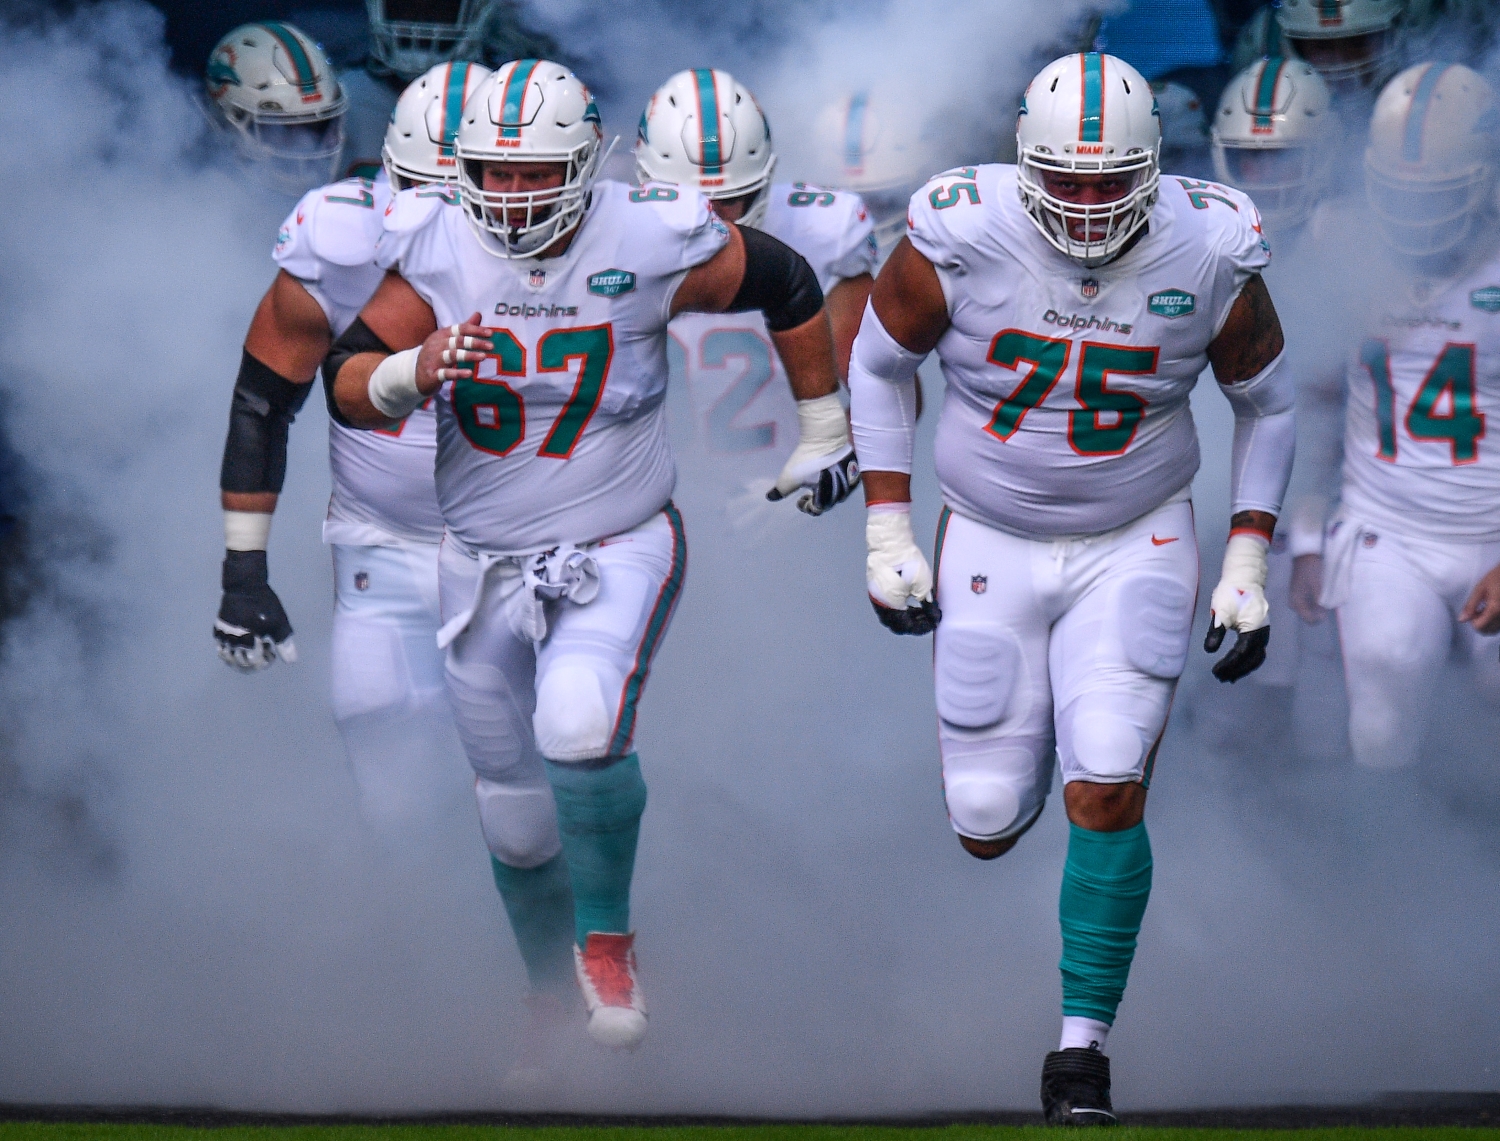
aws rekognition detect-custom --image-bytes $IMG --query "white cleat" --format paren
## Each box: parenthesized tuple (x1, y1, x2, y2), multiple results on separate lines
(573, 932, 648, 1050)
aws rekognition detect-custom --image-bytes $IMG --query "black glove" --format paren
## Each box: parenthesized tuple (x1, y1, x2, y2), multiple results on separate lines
(215, 550, 296, 672)
(871, 595, 942, 636)
(1204, 622, 1269, 683)
(767, 449, 861, 516)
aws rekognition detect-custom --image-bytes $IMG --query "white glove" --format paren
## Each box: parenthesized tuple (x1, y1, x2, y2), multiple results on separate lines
(768, 393, 859, 516)
(866, 506, 940, 635)
(1205, 532, 1270, 682)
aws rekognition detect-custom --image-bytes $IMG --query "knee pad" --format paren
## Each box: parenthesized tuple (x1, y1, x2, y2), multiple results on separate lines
(331, 620, 432, 724)
(474, 777, 562, 867)
(1116, 575, 1194, 680)
(942, 738, 1052, 840)
(534, 658, 616, 762)
(935, 623, 1021, 730)
(1058, 696, 1154, 781)
(445, 659, 536, 782)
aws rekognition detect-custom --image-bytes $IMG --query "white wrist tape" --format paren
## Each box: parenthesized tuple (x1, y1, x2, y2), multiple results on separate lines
(224, 510, 272, 552)
(866, 508, 933, 609)
(794, 392, 850, 453)
(1220, 348, 1295, 518)
(368, 347, 423, 420)
(1210, 532, 1271, 632)
(850, 300, 924, 475)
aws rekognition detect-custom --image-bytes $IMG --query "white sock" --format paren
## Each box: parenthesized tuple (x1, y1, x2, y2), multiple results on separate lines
(1060, 1016, 1111, 1052)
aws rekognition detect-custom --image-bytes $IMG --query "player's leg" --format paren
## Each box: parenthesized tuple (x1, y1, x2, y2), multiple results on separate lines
(330, 542, 466, 834)
(1335, 532, 1451, 768)
(1453, 539, 1500, 705)
(1043, 498, 1198, 1125)
(533, 506, 687, 1050)
(438, 541, 576, 1005)
(932, 508, 1058, 860)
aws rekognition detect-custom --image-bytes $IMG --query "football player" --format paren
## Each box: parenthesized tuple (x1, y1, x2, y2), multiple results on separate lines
(215, 61, 591, 1053)
(638, 69, 875, 498)
(1292, 63, 1500, 768)
(849, 53, 1295, 1120)
(323, 59, 854, 1051)
(1232, 0, 1404, 95)
(205, 22, 348, 195)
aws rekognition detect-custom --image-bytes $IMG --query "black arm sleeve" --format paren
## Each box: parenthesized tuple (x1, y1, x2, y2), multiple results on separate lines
(320, 317, 394, 430)
(219, 349, 314, 494)
(726, 225, 825, 332)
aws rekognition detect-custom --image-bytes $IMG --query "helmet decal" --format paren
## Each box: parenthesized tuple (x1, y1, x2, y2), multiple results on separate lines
(692, 69, 723, 174)
(844, 92, 869, 174)
(1403, 63, 1451, 162)
(261, 22, 320, 101)
(1079, 53, 1104, 143)
(1253, 57, 1286, 134)
(440, 62, 469, 158)
(207, 55, 240, 90)
(499, 59, 540, 140)
(1318, 0, 1344, 26)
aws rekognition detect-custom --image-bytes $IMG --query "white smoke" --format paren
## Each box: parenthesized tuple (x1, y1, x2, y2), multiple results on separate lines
(0, 0, 1497, 1116)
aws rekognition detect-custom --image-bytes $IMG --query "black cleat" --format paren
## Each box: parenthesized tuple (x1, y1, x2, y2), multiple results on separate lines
(1041, 1046, 1117, 1126)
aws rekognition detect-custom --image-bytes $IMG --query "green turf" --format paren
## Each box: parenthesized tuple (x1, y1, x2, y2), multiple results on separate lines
(1, 1126, 1498, 1141)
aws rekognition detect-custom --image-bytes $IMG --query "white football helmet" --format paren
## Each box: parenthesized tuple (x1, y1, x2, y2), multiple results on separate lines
(1212, 58, 1334, 234)
(1277, 0, 1404, 87)
(808, 91, 930, 251)
(1016, 53, 1161, 267)
(1365, 62, 1497, 257)
(1230, 6, 1294, 73)
(206, 22, 347, 193)
(635, 69, 775, 227)
(383, 60, 492, 189)
(365, 0, 548, 81)
(454, 59, 606, 259)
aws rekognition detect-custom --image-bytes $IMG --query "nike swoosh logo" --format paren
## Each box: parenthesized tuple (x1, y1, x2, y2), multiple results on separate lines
(1151, 535, 1179, 546)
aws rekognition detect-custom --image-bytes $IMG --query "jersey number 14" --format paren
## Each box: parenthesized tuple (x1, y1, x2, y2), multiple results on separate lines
(1361, 339, 1484, 465)
(454, 325, 614, 459)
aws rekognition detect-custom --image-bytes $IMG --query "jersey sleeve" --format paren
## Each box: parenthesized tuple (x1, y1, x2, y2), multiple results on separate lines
(1208, 183, 1273, 336)
(373, 185, 454, 272)
(271, 186, 327, 285)
(819, 191, 878, 290)
(629, 184, 731, 321)
(906, 166, 1001, 313)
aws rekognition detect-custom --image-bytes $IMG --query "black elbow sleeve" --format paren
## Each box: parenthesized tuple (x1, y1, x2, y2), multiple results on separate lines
(321, 317, 393, 430)
(219, 350, 313, 495)
(728, 225, 825, 332)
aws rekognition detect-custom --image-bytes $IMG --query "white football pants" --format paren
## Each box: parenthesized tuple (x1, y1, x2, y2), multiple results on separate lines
(330, 542, 470, 834)
(437, 507, 686, 868)
(933, 498, 1199, 842)
(1333, 527, 1500, 769)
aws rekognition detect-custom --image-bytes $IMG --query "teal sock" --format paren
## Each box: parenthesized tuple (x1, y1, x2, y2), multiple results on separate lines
(1059, 821, 1153, 1025)
(489, 852, 576, 995)
(544, 753, 648, 947)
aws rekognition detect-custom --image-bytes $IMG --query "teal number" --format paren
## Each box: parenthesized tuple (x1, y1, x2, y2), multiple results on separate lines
(985, 330, 1071, 440)
(325, 177, 375, 207)
(1360, 339, 1398, 460)
(1406, 342, 1484, 464)
(701, 329, 776, 452)
(788, 185, 837, 207)
(415, 185, 459, 204)
(630, 186, 679, 202)
(1176, 178, 1238, 212)
(454, 330, 526, 456)
(929, 181, 980, 209)
(1069, 343, 1157, 455)
(537, 325, 614, 458)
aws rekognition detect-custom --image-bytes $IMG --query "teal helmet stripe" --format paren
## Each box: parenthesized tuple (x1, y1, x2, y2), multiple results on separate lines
(693, 69, 722, 174)
(260, 22, 318, 95)
(1253, 57, 1285, 130)
(845, 91, 869, 170)
(1403, 63, 1451, 162)
(440, 61, 468, 155)
(1079, 52, 1104, 143)
(1318, 0, 1343, 22)
(500, 58, 540, 139)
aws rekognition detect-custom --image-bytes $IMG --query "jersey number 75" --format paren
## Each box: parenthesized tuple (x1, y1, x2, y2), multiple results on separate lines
(984, 329, 1158, 456)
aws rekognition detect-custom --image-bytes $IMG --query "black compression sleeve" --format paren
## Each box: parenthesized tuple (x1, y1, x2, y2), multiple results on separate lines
(727, 225, 825, 332)
(321, 317, 394, 430)
(219, 349, 313, 494)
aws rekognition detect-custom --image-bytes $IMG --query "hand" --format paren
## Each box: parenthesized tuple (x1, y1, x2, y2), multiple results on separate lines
(415, 313, 492, 395)
(215, 550, 297, 672)
(1289, 554, 1326, 625)
(1459, 560, 1500, 636)
(866, 509, 940, 635)
(1205, 532, 1270, 683)
(767, 393, 860, 516)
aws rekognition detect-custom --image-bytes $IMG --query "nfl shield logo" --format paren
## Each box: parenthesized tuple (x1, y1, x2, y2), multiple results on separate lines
(971, 574, 988, 595)
(354, 571, 370, 591)
(1081, 278, 1099, 299)
(529, 267, 547, 288)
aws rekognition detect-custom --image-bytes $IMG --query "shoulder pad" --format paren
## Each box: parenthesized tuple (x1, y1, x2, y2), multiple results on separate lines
(907, 164, 1006, 269)
(375, 183, 458, 271)
(607, 180, 729, 272)
(298, 176, 387, 268)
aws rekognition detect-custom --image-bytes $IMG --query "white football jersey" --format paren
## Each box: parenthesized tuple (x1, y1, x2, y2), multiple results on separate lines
(377, 179, 730, 553)
(1339, 246, 1500, 542)
(669, 183, 876, 472)
(908, 164, 1270, 538)
(274, 171, 444, 544)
